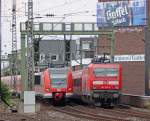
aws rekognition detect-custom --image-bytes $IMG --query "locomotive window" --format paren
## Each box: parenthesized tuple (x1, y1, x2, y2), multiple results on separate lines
(34, 75, 41, 85)
(93, 68, 118, 77)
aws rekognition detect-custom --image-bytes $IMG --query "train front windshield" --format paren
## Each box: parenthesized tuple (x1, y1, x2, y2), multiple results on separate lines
(93, 68, 118, 77)
(49, 68, 68, 88)
(51, 78, 66, 88)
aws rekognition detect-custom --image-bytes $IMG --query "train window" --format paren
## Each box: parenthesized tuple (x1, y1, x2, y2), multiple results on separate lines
(34, 75, 41, 85)
(93, 68, 118, 77)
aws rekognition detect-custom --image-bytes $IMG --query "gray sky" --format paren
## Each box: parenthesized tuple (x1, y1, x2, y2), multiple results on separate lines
(1, 0, 97, 55)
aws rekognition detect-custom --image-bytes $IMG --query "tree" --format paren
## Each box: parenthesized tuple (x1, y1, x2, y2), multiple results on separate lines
(1, 82, 11, 106)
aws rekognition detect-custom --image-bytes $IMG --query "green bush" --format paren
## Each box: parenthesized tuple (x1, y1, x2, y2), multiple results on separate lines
(1, 82, 11, 106)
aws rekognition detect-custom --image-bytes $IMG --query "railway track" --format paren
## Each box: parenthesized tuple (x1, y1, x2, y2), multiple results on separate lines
(113, 108, 150, 120)
(51, 106, 130, 121)
(39, 100, 150, 121)
(68, 105, 150, 121)
(0, 113, 35, 121)
(95, 106, 150, 120)
(2, 99, 149, 121)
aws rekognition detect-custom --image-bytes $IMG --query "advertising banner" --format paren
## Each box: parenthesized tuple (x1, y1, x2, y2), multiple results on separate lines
(97, 0, 147, 27)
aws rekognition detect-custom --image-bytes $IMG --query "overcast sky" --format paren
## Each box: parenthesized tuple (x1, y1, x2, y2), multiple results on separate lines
(1, 0, 97, 55)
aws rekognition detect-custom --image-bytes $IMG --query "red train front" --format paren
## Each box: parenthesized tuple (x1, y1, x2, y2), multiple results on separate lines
(72, 61, 122, 107)
(42, 67, 73, 103)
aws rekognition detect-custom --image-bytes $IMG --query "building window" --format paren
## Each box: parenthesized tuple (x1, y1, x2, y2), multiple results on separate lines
(51, 54, 58, 61)
(40, 53, 45, 63)
(82, 43, 90, 50)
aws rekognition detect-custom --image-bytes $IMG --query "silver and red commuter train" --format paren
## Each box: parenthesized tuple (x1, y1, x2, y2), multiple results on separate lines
(1, 59, 122, 106)
(42, 67, 73, 102)
(1, 67, 73, 102)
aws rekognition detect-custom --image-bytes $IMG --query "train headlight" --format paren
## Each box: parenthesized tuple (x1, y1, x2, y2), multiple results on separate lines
(46, 88, 50, 92)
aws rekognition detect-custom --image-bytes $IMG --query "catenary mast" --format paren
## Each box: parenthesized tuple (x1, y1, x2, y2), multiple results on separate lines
(26, 0, 34, 90)
(11, 0, 17, 90)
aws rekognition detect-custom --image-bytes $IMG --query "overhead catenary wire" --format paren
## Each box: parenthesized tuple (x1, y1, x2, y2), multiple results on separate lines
(0, 10, 96, 19)
(8, 0, 86, 17)
(1, 0, 96, 19)
(34, 0, 84, 14)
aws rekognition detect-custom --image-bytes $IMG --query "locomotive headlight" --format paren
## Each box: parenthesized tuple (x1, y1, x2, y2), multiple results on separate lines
(113, 93, 119, 98)
(68, 88, 72, 91)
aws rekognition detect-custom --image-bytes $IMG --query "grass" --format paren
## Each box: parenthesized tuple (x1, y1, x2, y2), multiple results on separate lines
(1, 82, 11, 106)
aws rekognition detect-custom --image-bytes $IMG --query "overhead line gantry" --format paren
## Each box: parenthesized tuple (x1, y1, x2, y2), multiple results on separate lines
(20, 22, 115, 91)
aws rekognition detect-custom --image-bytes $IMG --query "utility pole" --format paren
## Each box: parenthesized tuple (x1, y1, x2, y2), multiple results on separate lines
(0, 0, 2, 101)
(26, 0, 34, 91)
(11, 0, 17, 91)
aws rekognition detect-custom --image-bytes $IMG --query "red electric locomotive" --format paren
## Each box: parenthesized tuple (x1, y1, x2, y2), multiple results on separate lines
(42, 67, 73, 102)
(72, 58, 122, 107)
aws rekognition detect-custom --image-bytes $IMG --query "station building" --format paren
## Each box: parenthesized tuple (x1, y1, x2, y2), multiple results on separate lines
(97, 0, 150, 106)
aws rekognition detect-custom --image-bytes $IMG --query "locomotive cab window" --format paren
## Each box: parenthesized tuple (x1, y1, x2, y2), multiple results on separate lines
(34, 75, 41, 85)
(93, 68, 118, 77)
